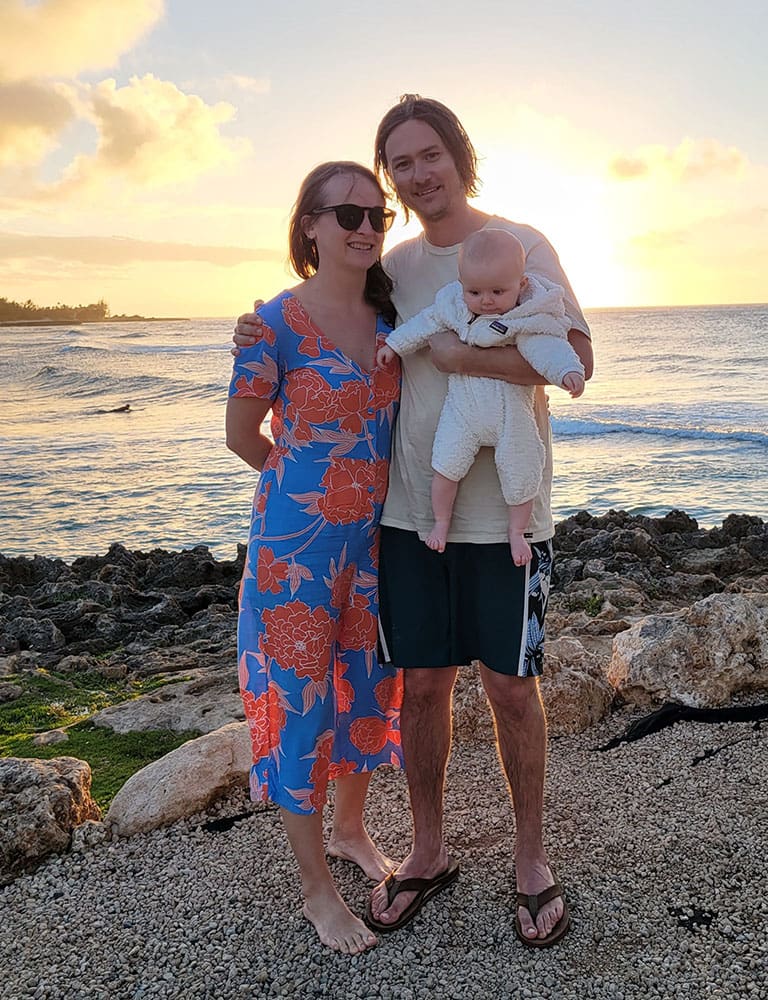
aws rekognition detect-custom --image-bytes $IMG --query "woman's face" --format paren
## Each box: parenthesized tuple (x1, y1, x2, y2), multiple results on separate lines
(303, 173, 387, 274)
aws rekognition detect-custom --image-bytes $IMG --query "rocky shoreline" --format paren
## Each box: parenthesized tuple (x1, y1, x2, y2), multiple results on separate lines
(2, 509, 768, 998)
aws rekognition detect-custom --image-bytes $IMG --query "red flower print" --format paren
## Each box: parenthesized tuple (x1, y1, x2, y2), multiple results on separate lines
(373, 354, 400, 409)
(329, 759, 358, 780)
(330, 563, 355, 610)
(232, 371, 276, 399)
(334, 661, 355, 713)
(284, 369, 333, 441)
(261, 600, 336, 682)
(256, 546, 289, 595)
(309, 754, 330, 787)
(330, 381, 370, 434)
(338, 605, 377, 652)
(317, 458, 377, 525)
(349, 716, 389, 755)
(373, 459, 389, 504)
(282, 296, 321, 357)
(242, 685, 287, 760)
(254, 478, 271, 517)
(374, 674, 403, 713)
(315, 731, 334, 761)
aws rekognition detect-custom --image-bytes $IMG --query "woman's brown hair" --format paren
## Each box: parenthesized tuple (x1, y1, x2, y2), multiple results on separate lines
(288, 161, 395, 325)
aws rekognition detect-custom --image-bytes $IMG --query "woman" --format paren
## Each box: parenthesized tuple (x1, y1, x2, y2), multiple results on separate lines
(225, 162, 402, 955)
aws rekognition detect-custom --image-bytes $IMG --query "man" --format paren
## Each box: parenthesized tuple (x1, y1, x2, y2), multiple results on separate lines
(235, 95, 593, 947)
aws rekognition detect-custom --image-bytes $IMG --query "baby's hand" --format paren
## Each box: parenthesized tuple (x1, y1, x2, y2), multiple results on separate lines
(376, 344, 397, 367)
(562, 371, 585, 398)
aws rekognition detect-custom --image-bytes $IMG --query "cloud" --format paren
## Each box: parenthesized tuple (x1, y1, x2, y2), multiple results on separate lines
(0, 231, 283, 267)
(0, 80, 75, 166)
(0, 0, 164, 81)
(219, 75, 271, 96)
(48, 74, 248, 194)
(610, 138, 748, 182)
(632, 207, 768, 255)
(610, 156, 648, 180)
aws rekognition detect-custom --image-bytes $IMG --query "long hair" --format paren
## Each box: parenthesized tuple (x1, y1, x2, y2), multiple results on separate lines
(288, 161, 395, 325)
(374, 94, 480, 220)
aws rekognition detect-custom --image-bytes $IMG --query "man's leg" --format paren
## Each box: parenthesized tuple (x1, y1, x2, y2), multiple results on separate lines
(478, 667, 564, 941)
(369, 665, 457, 924)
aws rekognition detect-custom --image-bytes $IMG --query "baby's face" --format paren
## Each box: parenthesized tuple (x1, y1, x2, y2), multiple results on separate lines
(459, 256, 524, 315)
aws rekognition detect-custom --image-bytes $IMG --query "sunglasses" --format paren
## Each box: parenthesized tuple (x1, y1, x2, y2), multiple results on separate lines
(310, 203, 396, 233)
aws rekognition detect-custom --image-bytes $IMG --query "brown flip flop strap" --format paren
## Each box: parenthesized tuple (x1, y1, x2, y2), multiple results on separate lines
(383, 872, 445, 906)
(516, 882, 564, 920)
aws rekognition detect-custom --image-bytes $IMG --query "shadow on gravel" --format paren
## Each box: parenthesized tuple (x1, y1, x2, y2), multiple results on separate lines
(594, 701, 768, 751)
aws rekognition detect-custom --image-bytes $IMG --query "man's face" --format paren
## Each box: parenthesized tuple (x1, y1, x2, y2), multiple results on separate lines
(384, 119, 465, 224)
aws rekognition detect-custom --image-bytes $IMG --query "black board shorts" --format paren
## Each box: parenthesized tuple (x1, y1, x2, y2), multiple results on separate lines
(378, 526, 553, 677)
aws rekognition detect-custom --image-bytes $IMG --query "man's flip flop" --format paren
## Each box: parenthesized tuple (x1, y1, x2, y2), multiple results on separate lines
(514, 879, 571, 948)
(364, 857, 460, 933)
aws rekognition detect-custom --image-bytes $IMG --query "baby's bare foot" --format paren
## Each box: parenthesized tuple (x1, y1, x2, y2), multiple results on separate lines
(510, 533, 532, 567)
(425, 522, 449, 553)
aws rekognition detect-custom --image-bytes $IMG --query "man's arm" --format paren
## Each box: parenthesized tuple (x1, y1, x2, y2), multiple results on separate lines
(428, 328, 593, 384)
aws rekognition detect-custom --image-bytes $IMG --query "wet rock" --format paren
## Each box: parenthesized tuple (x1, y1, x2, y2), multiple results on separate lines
(1, 615, 65, 653)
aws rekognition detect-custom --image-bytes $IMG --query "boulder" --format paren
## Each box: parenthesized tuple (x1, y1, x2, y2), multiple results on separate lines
(0, 757, 101, 885)
(539, 637, 615, 734)
(608, 592, 768, 707)
(0, 681, 23, 702)
(105, 722, 252, 836)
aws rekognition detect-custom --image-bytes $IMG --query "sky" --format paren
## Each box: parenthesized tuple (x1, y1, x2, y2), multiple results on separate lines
(1, 0, 766, 316)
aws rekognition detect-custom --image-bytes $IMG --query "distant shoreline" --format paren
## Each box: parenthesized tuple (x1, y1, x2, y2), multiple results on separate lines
(0, 317, 189, 328)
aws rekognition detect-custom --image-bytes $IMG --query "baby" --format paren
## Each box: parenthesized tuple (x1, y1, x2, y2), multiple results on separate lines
(376, 228, 584, 565)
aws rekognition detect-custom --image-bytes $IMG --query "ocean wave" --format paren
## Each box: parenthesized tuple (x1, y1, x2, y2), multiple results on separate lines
(551, 416, 768, 446)
(29, 365, 218, 402)
(60, 344, 108, 354)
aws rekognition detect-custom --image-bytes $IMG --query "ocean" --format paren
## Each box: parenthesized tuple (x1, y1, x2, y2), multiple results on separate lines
(1, 304, 766, 562)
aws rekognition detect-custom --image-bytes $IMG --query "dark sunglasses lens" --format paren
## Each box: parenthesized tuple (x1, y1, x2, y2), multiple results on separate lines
(335, 206, 364, 231)
(331, 205, 392, 232)
(368, 208, 388, 233)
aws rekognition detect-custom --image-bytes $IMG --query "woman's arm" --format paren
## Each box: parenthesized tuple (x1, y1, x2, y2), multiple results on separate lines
(428, 328, 594, 384)
(225, 396, 274, 470)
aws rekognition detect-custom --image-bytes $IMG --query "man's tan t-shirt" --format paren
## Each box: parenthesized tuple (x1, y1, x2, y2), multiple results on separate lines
(381, 216, 591, 544)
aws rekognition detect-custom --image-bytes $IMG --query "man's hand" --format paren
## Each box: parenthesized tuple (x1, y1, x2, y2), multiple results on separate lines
(231, 299, 265, 356)
(427, 330, 469, 374)
(562, 371, 585, 398)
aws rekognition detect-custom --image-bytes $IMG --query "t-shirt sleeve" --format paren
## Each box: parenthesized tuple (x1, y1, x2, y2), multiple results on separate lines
(525, 238, 591, 338)
(228, 304, 282, 401)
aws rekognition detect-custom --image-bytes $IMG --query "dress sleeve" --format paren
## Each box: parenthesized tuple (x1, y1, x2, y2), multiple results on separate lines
(228, 304, 282, 401)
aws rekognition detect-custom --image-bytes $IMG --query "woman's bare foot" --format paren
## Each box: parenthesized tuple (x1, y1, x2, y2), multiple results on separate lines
(509, 531, 532, 566)
(302, 888, 377, 955)
(425, 521, 449, 553)
(327, 830, 396, 882)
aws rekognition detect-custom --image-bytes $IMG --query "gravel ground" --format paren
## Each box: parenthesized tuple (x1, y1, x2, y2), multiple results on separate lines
(2, 709, 767, 1000)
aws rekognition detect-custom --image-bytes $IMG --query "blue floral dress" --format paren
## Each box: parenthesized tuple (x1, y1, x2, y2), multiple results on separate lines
(229, 291, 403, 813)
